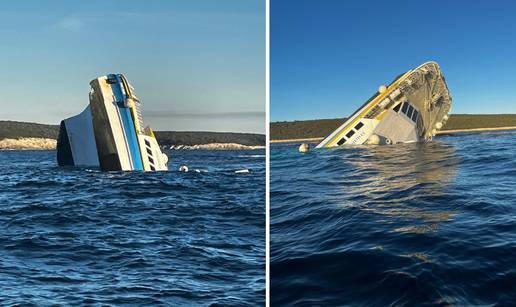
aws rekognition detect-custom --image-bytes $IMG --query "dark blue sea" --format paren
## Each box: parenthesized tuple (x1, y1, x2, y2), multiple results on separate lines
(271, 130, 516, 306)
(0, 149, 265, 306)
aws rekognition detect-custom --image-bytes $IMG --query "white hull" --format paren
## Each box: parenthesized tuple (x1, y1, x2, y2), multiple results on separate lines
(57, 74, 168, 171)
(316, 62, 452, 148)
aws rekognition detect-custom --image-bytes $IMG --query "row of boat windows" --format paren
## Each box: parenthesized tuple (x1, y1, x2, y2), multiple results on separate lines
(335, 101, 419, 146)
(337, 121, 365, 145)
(394, 101, 419, 123)
(144, 139, 156, 171)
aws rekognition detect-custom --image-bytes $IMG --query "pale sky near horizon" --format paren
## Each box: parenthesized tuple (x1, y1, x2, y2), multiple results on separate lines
(0, 1, 265, 133)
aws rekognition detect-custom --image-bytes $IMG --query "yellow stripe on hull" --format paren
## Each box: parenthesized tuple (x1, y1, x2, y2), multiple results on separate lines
(323, 71, 412, 148)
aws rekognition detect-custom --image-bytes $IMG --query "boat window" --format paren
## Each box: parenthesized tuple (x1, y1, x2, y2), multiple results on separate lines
(346, 130, 355, 138)
(401, 102, 409, 114)
(407, 105, 414, 119)
(337, 138, 346, 145)
(393, 103, 401, 113)
(144, 139, 151, 147)
(411, 110, 419, 122)
(354, 122, 364, 130)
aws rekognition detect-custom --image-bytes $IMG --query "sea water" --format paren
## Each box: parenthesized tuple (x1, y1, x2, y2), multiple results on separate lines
(271, 130, 516, 306)
(0, 149, 265, 305)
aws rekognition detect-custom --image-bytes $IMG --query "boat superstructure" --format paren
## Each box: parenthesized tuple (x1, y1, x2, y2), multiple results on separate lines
(316, 61, 452, 148)
(57, 74, 168, 171)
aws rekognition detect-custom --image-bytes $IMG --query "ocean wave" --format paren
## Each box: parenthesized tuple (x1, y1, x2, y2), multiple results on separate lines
(0, 149, 265, 305)
(271, 132, 516, 305)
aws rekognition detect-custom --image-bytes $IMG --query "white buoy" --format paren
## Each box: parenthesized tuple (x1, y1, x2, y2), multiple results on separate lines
(366, 134, 380, 145)
(179, 165, 189, 172)
(378, 85, 387, 94)
(435, 122, 443, 129)
(443, 115, 449, 121)
(298, 143, 310, 153)
(161, 153, 169, 164)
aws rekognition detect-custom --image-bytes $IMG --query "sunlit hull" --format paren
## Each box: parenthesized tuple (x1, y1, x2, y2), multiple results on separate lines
(57, 74, 168, 171)
(316, 62, 452, 148)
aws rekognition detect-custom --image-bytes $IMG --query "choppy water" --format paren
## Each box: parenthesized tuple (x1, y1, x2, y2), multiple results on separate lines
(271, 131, 516, 306)
(0, 149, 264, 306)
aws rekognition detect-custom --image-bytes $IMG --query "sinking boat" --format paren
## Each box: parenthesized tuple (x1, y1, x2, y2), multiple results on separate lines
(316, 61, 452, 148)
(57, 74, 168, 171)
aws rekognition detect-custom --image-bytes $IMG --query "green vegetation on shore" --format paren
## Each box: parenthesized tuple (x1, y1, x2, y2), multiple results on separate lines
(271, 114, 516, 140)
(0, 121, 59, 140)
(154, 131, 264, 146)
(0, 121, 265, 146)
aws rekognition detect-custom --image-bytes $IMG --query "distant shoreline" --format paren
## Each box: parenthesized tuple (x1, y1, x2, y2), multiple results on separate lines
(0, 138, 57, 150)
(0, 120, 265, 149)
(435, 126, 516, 134)
(271, 126, 516, 143)
(270, 114, 516, 142)
(0, 138, 264, 151)
(270, 137, 323, 143)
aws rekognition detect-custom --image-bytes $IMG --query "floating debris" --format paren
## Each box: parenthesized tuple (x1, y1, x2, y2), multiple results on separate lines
(170, 143, 264, 150)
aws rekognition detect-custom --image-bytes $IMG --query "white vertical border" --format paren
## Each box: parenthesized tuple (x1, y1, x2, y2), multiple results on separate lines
(265, 0, 270, 305)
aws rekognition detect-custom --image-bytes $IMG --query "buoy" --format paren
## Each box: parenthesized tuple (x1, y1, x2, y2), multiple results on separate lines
(443, 115, 449, 121)
(161, 153, 169, 164)
(298, 143, 310, 153)
(435, 122, 443, 129)
(366, 134, 380, 145)
(179, 165, 189, 172)
(378, 85, 387, 94)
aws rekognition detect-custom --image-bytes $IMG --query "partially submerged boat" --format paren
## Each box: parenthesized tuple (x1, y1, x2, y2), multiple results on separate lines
(316, 61, 452, 148)
(57, 74, 168, 171)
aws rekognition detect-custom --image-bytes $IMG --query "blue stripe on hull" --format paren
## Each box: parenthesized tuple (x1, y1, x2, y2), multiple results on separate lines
(119, 107, 144, 170)
(110, 74, 144, 171)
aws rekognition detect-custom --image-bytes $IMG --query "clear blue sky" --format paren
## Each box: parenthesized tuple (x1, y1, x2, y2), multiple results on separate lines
(0, 1, 265, 133)
(271, 0, 516, 122)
